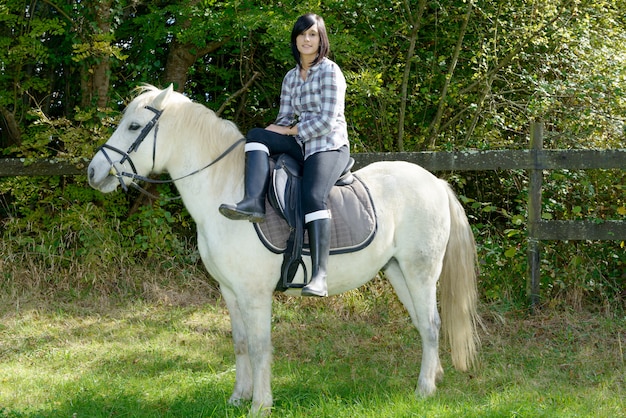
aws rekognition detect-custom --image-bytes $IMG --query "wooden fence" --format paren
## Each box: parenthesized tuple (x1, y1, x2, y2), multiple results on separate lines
(1, 121, 625, 308)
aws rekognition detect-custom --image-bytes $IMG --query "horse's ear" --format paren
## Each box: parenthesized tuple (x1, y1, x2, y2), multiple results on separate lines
(152, 84, 174, 110)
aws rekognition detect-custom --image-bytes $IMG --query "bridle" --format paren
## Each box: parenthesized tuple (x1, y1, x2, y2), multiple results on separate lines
(98, 105, 245, 199)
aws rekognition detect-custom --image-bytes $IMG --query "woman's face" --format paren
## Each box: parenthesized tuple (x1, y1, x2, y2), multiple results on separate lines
(296, 24, 320, 62)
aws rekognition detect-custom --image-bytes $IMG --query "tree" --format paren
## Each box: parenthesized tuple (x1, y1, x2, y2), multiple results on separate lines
(1, 0, 624, 152)
(426, 0, 473, 148)
(397, 0, 427, 152)
(0, 0, 67, 147)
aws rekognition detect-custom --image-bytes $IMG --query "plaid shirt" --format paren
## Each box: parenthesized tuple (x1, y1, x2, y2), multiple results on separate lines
(275, 58, 349, 159)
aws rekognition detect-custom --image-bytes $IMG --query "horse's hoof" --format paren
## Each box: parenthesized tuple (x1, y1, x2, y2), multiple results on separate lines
(416, 379, 437, 397)
(250, 404, 273, 417)
(228, 397, 244, 407)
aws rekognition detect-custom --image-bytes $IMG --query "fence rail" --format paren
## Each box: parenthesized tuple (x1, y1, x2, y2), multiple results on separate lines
(0, 159, 88, 177)
(353, 149, 626, 171)
(0, 149, 626, 177)
(1, 124, 624, 309)
(3, 149, 625, 177)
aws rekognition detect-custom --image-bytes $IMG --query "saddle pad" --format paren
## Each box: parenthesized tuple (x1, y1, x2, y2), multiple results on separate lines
(254, 174, 377, 255)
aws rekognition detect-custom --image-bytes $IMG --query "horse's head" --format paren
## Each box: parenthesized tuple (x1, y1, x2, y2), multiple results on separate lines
(88, 84, 177, 193)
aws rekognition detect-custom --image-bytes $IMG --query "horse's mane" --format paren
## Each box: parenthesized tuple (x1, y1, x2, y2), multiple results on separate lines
(129, 85, 245, 172)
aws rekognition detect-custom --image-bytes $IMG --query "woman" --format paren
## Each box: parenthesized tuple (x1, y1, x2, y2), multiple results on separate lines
(219, 13, 350, 297)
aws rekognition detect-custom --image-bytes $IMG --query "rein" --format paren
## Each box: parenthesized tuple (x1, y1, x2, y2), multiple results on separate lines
(98, 105, 245, 200)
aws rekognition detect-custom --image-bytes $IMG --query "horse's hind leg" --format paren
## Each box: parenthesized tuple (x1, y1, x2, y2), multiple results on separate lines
(384, 259, 444, 396)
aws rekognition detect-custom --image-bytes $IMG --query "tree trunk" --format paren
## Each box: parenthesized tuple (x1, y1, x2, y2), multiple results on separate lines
(427, 1, 473, 149)
(163, 39, 229, 92)
(397, 0, 427, 152)
(79, 0, 112, 108)
(0, 107, 22, 147)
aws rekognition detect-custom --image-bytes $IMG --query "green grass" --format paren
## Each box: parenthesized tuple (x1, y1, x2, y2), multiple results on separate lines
(1, 284, 624, 417)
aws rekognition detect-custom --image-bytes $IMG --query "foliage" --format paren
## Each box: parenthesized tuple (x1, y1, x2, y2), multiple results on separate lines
(0, 0, 625, 310)
(2, 0, 625, 148)
(0, 175, 199, 297)
(450, 166, 625, 311)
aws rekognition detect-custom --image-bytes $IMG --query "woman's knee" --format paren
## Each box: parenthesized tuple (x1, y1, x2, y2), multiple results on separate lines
(246, 127, 267, 143)
(302, 176, 332, 213)
(302, 192, 326, 213)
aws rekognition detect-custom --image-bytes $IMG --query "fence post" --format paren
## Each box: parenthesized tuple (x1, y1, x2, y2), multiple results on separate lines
(527, 121, 544, 311)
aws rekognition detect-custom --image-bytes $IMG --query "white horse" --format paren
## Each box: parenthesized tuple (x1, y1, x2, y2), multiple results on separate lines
(88, 84, 479, 415)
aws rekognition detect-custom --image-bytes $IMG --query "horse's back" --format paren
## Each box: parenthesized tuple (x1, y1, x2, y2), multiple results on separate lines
(355, 160, 449, 211)
(356, 160, 442, 183)
(354, 160, 452, 261)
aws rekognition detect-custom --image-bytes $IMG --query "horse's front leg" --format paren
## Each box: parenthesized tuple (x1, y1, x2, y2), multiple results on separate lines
(221, 286, 253, 404)
(241, 287, 274, 414)
(222, 285, 274, 414)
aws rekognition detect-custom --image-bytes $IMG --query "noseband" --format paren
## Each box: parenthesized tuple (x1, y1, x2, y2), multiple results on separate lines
(98, 105, 244, 198)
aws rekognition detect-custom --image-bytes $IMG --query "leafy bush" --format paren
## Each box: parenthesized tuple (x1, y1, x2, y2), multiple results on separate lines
(449, 168, 625, 313)
(0, 173, 203, 298)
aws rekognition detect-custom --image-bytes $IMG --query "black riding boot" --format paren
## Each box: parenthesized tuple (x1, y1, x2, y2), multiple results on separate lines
(301, 218, 331, 297)
(219, 150, 269, 223)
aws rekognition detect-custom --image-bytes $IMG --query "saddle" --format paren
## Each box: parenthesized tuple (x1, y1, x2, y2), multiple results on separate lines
(253, 154, 377, 292)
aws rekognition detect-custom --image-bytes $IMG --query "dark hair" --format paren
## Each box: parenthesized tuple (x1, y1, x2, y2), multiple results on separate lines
(290, 14, 330, 67)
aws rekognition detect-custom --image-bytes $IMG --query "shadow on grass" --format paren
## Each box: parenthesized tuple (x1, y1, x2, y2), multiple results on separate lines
(1, 297, 427, 417)
(2, 295, 625, 417)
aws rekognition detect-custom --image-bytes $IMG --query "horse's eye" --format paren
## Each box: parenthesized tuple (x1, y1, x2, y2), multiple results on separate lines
(129, 122, 141, 131)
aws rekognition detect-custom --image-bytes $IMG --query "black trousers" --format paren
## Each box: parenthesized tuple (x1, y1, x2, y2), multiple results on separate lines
(246, 128, 350, 218)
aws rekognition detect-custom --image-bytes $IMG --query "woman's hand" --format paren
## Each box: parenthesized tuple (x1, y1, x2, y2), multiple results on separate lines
(266, 124, 297, 136)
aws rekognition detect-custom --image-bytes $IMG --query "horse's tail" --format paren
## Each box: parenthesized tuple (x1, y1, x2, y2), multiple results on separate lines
(439, 182, 480, 371)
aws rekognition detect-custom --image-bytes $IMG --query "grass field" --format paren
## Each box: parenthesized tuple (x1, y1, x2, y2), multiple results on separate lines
(1, 280, 624, 417)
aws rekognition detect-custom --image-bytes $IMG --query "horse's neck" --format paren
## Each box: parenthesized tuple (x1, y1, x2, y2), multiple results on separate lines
(165, 138, 244, 225)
